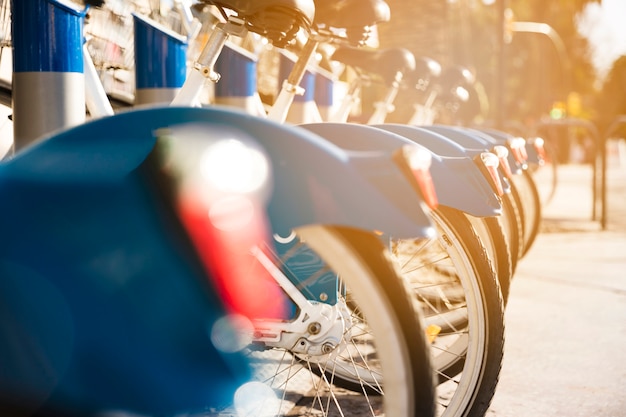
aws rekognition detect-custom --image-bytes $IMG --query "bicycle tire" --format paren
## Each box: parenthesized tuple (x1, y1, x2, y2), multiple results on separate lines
(466, 214, 512, 305)
(528, 138, 559, 207)
(502, 182, 525, 268)
(394, 206, 505, 417)
(241, 225, 436, 417)
(511, 169, 542, 257)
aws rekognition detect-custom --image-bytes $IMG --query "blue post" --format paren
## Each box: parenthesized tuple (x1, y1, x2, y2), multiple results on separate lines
(214, 42, 266, 117)
(133, 13, 187, 106)
(11, 0, 86, 151)
(315, 68, 336, 121)
(278, 51, 321, 123)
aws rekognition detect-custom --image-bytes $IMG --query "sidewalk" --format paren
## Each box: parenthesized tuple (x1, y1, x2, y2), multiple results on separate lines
(486, 147, 626, 416)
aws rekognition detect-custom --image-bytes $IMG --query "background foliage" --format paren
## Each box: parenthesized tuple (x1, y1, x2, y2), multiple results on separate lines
(376, 0, 607, 132)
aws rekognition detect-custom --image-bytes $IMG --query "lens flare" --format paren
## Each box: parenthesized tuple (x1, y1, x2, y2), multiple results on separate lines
(234, 381, 281, 417)
(199, 138, 270, 195)
(210, 314, 254, 353)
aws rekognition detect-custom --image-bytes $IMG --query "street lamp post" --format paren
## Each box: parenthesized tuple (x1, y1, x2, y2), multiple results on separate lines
(496, 0, 507, 129)
(510, 20, 571, 99)
(495, 1, 570, 129)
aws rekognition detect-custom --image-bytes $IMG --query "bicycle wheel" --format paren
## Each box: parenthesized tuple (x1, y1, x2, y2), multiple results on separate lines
(511, 169, 542, 257)
(501, 183, 524, 269)
(528, 136, 559, 207)
(393, 206, 505, 417)
(237, 225, 436, 417)
(465, 214, 512, 305)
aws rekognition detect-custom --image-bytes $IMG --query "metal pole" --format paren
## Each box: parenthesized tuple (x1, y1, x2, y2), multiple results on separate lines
(603, 115, 626, 229)
(495, 0, 507, 130)
(534, 118, 603, 227)
(511, 21, 571, 98)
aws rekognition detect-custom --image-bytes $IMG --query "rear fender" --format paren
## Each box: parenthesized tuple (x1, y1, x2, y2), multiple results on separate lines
(368, 124, 503, 216)
(477, 127, 542, 166)
(428, 125, 525, 174)
(300, 122, 437, 228)
(0, 107, 432, 239)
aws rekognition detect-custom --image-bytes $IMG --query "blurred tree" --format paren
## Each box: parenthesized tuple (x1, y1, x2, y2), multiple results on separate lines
(376, 0, 598, 128)
(595, 55, 626, 136)
(504, 0, 598, 124)
(378, 0, 450, 65)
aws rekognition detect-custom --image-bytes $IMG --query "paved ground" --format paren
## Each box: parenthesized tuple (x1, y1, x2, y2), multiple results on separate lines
(486, 144, 626, 417)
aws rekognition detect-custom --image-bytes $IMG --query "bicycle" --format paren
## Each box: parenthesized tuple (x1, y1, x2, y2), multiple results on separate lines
(313, 45, 515, 299)
(396, 61, 545, 261)
(204, 21, 508, 417)
(0, 105, 438, 416)
(3, 1, 438, 414)
(171, 6, 508, 416)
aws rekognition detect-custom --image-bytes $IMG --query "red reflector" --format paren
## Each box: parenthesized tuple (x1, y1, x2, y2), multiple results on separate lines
(508, 137, 527, 165)
(493, 145, 512, 178)
(411, 167, 439, 210)
(176, 189, 288, 321)
(532, 137, 548, 162)
(400, 145, 439, 210)
(480, 152, 504, 197)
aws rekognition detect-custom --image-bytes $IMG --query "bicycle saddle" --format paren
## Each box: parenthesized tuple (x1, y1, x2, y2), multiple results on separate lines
(434, 65, 475, 102)
(199, 0, 315, 47)
(313, 0, 391, 44)
(331, 46, 416, 84)
(405, 56, 442, 88)
(439, 65, 475, 88)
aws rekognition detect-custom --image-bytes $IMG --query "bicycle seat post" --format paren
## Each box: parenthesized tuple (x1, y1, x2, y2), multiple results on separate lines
(171, 17, 247, 106)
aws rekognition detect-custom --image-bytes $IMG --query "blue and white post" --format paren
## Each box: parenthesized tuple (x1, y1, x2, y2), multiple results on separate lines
(133, 13, 187, 106)
(214, 41, 266, 117)
(278, 50, 322, 124)
(314, 67, 336, 122)
(11, 0, 86, 151)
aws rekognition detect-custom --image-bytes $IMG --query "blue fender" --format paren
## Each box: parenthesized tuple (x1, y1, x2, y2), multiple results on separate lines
(410, 125, 520, 194)
(476, 127, 543, 166)
(377, 123, 479, 157)
(301, 122, 501, 217)
(426, 125, 525, 174)
(0, 133, 253, 414)
(300, 122, 439, 222)
(428, 125, 494, 148)
(1, 106, 432, 239)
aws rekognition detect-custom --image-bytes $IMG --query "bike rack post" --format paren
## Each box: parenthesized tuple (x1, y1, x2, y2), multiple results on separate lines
(604, 115, 626, 227)
(214, 41, 266, 117)
(133, 13, 187, 106)
(314, 67, 336, 121)
(533, 117, 605, 228)
(11, 0, 86, 151)
(277, 49, 322, 123)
